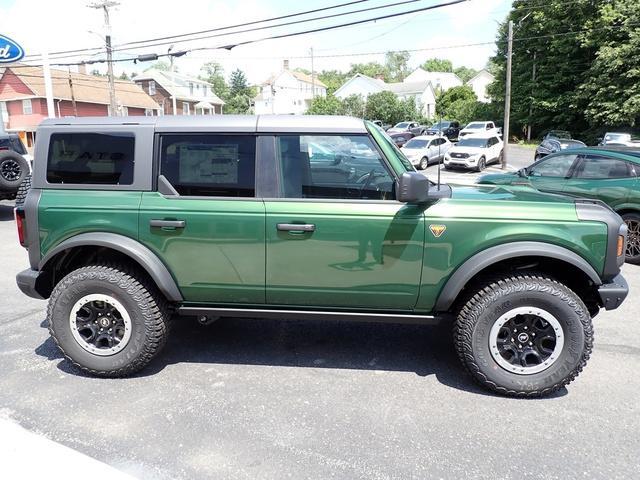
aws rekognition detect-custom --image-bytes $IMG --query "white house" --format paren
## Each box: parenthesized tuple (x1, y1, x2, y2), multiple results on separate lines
(334, 73, 437, 118)
(466, 69, 495, 103)
(254, 60, 327, 115)
(403, 68, 463, 91)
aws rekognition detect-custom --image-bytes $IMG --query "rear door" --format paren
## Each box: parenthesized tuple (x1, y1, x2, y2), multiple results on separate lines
(138, 133, 265, 304)
(264, 133, 425, 310)
(563, 154, 637, 209)
(528, 153, 580, 195)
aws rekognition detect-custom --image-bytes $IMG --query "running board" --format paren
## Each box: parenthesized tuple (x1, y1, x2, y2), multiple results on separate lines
(177, 307, 441, 325)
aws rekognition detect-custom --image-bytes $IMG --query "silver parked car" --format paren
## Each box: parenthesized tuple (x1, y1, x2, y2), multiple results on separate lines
(400, 135, 452, 170)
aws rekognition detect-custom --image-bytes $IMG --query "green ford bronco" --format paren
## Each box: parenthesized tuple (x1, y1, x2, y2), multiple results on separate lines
(15, 115, 629, 397)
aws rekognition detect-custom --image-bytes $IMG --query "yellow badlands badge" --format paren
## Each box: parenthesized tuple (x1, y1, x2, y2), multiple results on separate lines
(429, 224, 447, 238)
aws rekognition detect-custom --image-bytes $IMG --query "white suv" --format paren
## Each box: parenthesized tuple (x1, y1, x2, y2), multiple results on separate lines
(459, 121, 500, 139)
(444, 134, 504, 171)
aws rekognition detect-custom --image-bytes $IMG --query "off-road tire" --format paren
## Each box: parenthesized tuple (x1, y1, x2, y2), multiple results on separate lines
(621, 213, 640, 264)
(14, 173, 32, 206)
(0, 151, 28, 190)
(47, 264, 169, 377)
(454, 274, 593, 397)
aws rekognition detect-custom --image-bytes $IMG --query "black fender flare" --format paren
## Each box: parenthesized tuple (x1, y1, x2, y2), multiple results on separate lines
(39, 232, 183, 302)
(434, 241, 601, 312)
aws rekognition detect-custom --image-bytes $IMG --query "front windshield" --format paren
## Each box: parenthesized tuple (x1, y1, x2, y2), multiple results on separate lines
(394, 122, 409, 128)
(465, 123, 484, 130)
(404, 139, 428, 149)
(457, 138, 489, 148)
(547, 130, 571, 139)
(605, 133, 630, 141)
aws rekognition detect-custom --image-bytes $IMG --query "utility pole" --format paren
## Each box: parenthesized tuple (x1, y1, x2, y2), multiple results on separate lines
(168, 45, 177, 115)
(89, 1, 119, 116)
(310, 47, 316, 98)
(502, 19, 513, 170)
(527, 50, 536, 142)
(42, 50, 56, 118)
(68, 68, 78, 116)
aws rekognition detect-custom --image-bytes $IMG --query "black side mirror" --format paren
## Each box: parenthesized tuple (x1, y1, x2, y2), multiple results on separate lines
(396, 172, 429, 203)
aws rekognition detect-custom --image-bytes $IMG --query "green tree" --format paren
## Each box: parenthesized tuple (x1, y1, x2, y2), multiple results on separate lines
(229, 68, 249, 97)
(385, 51, 410, 82)
(364, 91, 406, 125)
(118, 72, 130, 80)
(200, 61, 229, 100)
(454, 66, 478, 83)
(578, 1, 640, 129)
(348, 61, 388, 80)
(341, 94, 366, 117)
(307, 95, 344, 115)
(318, 70, 349, 95)
(436, 85, 479, 124)
(145, 60, 171, 72)
(421, 58, 453, 72)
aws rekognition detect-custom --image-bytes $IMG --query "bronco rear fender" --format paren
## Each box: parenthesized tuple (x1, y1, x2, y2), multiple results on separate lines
(434, 241, 602, 312)
(39, 232, 184, 302)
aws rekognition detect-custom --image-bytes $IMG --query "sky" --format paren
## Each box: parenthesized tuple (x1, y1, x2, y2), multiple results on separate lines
(0, 0, 512, 84)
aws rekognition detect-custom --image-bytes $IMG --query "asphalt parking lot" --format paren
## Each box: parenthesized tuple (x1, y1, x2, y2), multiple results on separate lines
(1, 178, 639, 479)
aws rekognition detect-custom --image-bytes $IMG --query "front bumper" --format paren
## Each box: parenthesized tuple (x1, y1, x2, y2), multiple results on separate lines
(598, 273, 628, 310)
(445, 158, 476, 168)
(16, 268, 46, 300)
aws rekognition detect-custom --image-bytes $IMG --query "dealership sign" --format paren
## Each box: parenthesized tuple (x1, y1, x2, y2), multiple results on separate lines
(0, 35, 24, 63)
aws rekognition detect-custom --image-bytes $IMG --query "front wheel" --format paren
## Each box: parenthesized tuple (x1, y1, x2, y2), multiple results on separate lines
(454, 274, 593, 397)
(418, 156, 429, 170)
(476, 157, 486, 172)
(47, 264, 169, 377)
(622, 213, 640, 264)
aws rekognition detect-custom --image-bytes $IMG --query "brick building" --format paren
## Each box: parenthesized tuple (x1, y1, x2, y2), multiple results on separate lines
(0, 65, 160, 151)
(134, 69, 224, 116)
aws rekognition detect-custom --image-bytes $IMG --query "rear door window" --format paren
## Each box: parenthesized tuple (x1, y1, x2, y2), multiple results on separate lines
(160, 134, 256, 197)
(575, 155, 635, 179)
(47, 132, 135, 184)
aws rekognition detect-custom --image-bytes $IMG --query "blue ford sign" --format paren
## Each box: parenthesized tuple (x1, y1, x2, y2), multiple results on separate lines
(0, 34, 24, 63)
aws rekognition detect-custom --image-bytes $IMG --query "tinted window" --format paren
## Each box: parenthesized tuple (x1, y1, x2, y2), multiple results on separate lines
(465, 123, 484, 130)
(0, 137, 27, 155)
(277, 135, 395, 200)
(575, 155, 634, 179)
(404, 139, 428, 149)
(458, 138, 488, 148)
(530, 154, 577, 178)
(47, 133, 134, 184)
(395, 122, 409, 128)
(160, 134, 255, 197)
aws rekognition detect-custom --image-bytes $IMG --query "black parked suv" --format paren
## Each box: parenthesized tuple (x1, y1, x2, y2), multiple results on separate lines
(0, 133, 30, 201)
(425, 121, 460, 141)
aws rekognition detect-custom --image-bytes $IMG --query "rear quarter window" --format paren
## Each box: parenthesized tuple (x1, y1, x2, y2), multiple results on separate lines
(47, 132, 135, 184)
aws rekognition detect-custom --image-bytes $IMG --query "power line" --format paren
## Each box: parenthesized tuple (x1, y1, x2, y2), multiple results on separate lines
(23, 0, 376, 61)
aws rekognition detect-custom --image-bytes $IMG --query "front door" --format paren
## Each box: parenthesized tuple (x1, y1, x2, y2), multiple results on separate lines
(265, 134, 425, 310)
(138, 133, 265, 304)
(528, 153, 580, 195)
(563, 154, 637, 209)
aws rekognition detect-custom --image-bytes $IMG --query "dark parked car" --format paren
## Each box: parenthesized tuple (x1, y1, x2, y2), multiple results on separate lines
(425, 120, 461, 141)
(389, 131, 414, 148)
(535, 131, 586, 160)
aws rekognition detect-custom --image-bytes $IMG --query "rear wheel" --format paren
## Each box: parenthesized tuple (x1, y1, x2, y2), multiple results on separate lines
(47, 264, 169, 377)
(622, 213, 640, 264)
(454, 274, 592, 397)
(14, 173, 32, 206)
(418, 156, 429, 170)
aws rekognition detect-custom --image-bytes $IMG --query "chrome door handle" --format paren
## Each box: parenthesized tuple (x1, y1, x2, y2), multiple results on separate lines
(150, 219, 185, 228)
(276, 223, 316, 232)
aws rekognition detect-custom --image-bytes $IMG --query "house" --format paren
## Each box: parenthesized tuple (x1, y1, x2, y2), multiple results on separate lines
(0, 65, 160, 151)
(333, 73, 437, 118)
(466, 69, 494, 103)
(254, 60, 327, 115)
(133, 69, 224, 115)
(403, 68, 463, 91)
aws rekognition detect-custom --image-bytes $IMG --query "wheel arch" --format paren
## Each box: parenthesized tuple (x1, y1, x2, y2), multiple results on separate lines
(39, 233, 183, 302)
(434, 241, 602, 313)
